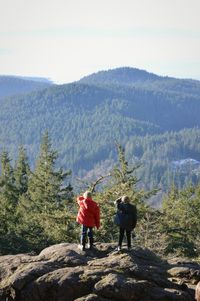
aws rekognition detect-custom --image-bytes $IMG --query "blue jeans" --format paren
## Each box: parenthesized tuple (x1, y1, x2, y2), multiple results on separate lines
(81, 225, 93, 247)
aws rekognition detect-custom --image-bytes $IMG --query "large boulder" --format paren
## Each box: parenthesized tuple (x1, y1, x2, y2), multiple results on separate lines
(0, 243, 198, 301)
(94, 273, 192, 301)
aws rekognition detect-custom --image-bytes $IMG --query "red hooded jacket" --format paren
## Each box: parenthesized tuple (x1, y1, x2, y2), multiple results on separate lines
(76, 196, 100, 229)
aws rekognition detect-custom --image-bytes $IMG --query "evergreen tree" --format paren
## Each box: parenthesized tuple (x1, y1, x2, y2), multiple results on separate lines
(161, 184, 200, 256)
(0, 151, 20, 254)
(14, 146, 30, 196)
(17, 133, 73, 252)
(94, 143, 154, 244)
(0, 151, 17, 205)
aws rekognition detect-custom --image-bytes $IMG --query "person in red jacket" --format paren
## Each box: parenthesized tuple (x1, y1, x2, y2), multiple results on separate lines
(76, 191, 100, 251)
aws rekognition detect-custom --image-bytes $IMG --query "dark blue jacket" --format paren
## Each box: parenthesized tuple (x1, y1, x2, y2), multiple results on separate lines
(114, 199, 137, 231)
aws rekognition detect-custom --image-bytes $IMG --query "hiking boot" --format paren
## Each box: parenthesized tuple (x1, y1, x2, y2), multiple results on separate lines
(114, 246, 122, 252)
(88, 237, 94, 250)
(87, 243, 93, 250)
(78, 244, 86, 251)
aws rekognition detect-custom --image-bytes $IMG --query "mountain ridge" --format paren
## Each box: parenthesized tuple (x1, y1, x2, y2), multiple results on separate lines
(79, 66, 168, 84)
(0, 67, 200, 192)
(0, 75, 54, 98)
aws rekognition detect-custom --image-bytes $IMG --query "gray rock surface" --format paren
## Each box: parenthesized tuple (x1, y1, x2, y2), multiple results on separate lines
(0, 243, 198, 301)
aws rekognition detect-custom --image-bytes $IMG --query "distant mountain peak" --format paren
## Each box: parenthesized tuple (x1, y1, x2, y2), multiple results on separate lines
(0, 75, 54, 98)
(79, 67, 161, 85)
(0, 75, 53, 84)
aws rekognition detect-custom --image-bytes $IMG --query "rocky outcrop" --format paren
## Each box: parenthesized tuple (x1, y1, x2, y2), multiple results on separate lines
(0, 243, 199, 301)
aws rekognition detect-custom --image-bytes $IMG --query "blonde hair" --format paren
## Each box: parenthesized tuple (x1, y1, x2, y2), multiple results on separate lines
(83, 191, 92, 199)
(121, 195, 130, 203)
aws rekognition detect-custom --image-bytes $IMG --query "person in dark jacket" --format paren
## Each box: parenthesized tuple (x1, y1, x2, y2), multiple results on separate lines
(76, 191, 100, 251)
(114, 195, 137, 251)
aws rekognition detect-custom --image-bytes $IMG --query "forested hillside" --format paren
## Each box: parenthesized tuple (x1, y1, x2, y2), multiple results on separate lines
(1, 136, 200, 257)
(0, 76, 53, 98)
(1, 67, 200, 191)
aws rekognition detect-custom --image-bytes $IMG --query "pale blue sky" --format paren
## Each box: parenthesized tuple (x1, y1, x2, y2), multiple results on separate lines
(0, 0, 200, 83)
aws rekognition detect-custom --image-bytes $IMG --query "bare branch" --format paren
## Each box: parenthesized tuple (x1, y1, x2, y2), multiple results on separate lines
(90, 173, 111, 193)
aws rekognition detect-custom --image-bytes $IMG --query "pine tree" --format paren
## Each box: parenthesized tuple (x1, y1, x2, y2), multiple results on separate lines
(161, 184, 200, 256)
(17, 132, 73, 252)
(14, 146, 30, 196)
(0, 151, 17, 205)
(0, 151, 18, 223)
(0, 151, 20, 254)
(94, 143, 155, 244)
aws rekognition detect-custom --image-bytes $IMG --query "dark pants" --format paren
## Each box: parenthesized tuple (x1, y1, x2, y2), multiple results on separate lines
(118, 227, 131, 248)
(81, 225, 93, 247)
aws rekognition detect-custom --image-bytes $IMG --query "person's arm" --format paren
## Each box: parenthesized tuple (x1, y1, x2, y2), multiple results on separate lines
(114, 197, 126, 213)
(114, 197, 122, 206)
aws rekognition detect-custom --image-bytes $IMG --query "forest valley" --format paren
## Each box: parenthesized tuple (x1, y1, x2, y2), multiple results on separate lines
(1, 132, 200, 259)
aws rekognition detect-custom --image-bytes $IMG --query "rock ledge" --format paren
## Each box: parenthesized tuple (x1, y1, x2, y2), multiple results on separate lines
(0, 243, 199, 301)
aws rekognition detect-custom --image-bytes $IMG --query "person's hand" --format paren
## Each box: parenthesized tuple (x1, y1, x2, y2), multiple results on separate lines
(114, 197, 121, 205)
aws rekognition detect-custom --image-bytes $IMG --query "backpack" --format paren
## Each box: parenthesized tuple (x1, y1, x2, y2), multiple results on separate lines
(114, 203, 137, 230)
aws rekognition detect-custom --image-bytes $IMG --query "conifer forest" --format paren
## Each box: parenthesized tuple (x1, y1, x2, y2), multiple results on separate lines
(1, 68, 200, 258)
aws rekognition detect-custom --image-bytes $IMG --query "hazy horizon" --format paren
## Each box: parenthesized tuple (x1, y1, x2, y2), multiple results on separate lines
(1, 0, 200, 84)
(2, 65, 200, 86)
